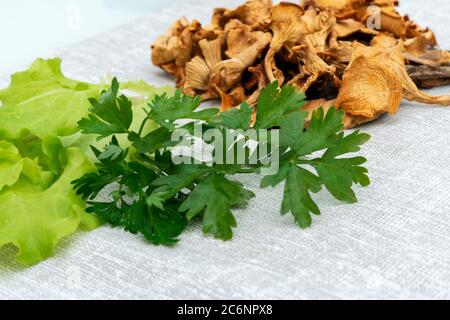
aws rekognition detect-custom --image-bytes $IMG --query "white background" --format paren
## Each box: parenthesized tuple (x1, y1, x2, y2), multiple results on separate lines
(0, 0, 170, 74)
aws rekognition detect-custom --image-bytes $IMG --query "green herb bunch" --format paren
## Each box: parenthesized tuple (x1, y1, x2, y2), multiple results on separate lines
(73, 78, 370, 245)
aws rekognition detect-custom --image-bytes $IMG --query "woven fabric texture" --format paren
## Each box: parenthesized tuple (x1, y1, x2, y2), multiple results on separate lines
(0, 0, 449, 299)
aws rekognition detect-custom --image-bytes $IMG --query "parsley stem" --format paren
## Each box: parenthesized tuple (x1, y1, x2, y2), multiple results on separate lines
(135, 154, 167, 177)
(137, 117, 150, 137)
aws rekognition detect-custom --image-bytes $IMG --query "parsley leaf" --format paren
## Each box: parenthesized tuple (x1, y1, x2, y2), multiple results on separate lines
(178, 172, 254, 240)
(216, 102, 253, 130)
(148, 90, 218, 129)
(281, 164, 322, 228)
(87, 200, 187, 245)
(254, 81, 306, 129)
(72, 137, 129, 200)
(261, 106, 370, 228)
(296, 107, 347, 156)
(130, 127, 176, 154)
(78, 77, 133, 139)
(73, 138, 186, 245)
(150, 165, 209, 202)
(279, 111, 307, 152)
(73, 79, 370, 246)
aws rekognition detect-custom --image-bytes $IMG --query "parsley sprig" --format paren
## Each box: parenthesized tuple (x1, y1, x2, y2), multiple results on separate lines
(73, 79, 370, 244)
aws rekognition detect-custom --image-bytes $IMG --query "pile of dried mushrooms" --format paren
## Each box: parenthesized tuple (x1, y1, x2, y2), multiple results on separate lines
(151, 0, 450, 128)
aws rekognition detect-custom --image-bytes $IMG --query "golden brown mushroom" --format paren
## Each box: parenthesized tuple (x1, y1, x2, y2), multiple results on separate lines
(404, 34, 450, 67)
(353, 39, 450, 106)
(246, 64, 269, 106)
(183, 38, 223, 99)
(336, 55, 403, 121)
(302, 0, 355, 11)
(151, 19, 200, 83)
(265, 2, 305, 84)
(291, 43, 337, 92)
(151, 0, 450, 129)
(210, 32, 272, 92)
(213, 0, 272, 29)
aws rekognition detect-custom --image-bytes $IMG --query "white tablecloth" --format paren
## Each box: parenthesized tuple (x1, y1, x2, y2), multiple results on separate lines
(0, 0, 449, 299)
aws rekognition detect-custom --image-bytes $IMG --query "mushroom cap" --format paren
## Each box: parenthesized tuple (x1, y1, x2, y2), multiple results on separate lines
(216, 0, 273, 28)
(302, 0, 356, 10)
(336, 55, 403, 118)
(211, 32, 272, 92)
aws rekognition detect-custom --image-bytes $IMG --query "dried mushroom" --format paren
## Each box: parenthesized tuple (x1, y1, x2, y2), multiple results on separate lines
(333, 19, 378, 38)
(264, 3, 305, 84)
(212, 0, 272, 29)
(404, 34, 450, 67)
(336, 54, 403, 122)
(152, 0, 450, 128)
(351, 39, 450, 106)
(210, 32, 272, 92)
(291, 43, 337, 92)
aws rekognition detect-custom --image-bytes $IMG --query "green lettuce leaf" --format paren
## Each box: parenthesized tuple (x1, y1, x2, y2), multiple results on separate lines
(0, 141, 53, 192)
(0, 148, 95, 265)
(0, 59, 167, 142)
(0, 58, 174, 265)
(0, 60, 102, 141)
(0, 58, 102, 107)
